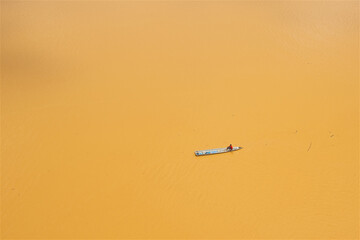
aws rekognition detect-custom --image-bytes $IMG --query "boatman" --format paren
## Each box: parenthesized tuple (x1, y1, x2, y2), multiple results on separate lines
(227, 144, 233, 151)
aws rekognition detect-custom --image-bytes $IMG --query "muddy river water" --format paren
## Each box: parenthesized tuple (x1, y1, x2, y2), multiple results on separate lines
(1, 1, 358, 238)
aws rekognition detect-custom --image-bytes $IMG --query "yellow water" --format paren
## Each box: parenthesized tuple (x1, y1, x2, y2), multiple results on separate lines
(1, 1, 359, 239)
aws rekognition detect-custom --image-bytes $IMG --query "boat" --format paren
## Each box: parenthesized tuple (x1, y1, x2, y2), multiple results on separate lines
(194, 146, 242, 156)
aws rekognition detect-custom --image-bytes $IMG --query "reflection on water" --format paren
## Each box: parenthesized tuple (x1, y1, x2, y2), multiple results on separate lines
(1, 1, 358, 238)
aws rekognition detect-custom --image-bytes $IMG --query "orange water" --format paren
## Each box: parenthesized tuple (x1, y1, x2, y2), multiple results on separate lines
(1, 1, 359, 239)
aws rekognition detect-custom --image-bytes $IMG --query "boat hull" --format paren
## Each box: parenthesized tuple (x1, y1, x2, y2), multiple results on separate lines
(195, 146, 242, 156)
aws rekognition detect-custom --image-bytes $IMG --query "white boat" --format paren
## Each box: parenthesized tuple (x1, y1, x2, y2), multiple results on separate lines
(195, 146, 242, 156)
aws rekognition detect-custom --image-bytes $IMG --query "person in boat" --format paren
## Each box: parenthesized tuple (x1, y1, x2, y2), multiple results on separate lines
(227, 144, 233, 151)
